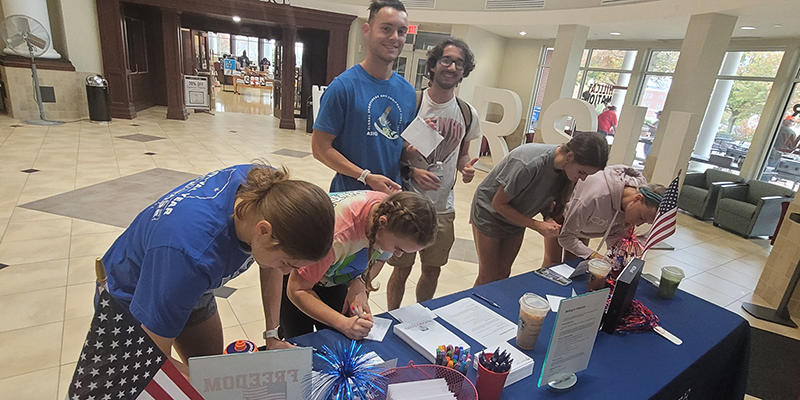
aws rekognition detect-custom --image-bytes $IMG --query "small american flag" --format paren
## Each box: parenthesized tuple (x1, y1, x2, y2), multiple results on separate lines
(642, 174, 680, 253)
(242, 382, 287, 400)
(68, 289, 205, 400)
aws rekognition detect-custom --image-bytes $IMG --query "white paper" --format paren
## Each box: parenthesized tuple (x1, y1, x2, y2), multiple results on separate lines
(393, 319, 470, 363)
(433, 298, 517, 347)
(400, 116, 443, 158)
(389, 303, 437, 324)
(365, 316, 392, 342)
(549, 264, 575, 279)
(546, 294, 565, 312)
(538, 289, 609, 387)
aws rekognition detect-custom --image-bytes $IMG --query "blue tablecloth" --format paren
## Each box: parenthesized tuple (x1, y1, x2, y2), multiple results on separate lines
(292, 261, 750, 400)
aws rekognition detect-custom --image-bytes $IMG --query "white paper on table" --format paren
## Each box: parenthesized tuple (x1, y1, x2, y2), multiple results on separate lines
(549, 263, 575, 279)
(364, 316, 393, 342)
(546, 294, 565, 312)
(572, 288, 578, 297)
(400, 116, 443, 158)
(389, 303, 437, 324)
(433, 298, 517, 347)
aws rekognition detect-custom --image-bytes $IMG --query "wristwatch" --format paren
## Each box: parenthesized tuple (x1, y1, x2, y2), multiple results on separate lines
(263, 325, 280, 340)
(357, 169, 371, 184)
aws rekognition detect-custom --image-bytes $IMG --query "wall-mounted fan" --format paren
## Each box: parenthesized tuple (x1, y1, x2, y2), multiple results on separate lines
(0, 14, 63, 125)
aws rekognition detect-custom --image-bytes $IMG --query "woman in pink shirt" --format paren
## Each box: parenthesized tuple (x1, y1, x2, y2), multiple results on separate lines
(281, 191, 437, 340)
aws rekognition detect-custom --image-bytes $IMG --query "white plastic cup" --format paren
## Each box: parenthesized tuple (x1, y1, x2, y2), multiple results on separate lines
(659, 266, 685, 299)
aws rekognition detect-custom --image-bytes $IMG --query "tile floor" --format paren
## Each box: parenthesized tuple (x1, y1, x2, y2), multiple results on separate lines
(0, 105, 796, 400)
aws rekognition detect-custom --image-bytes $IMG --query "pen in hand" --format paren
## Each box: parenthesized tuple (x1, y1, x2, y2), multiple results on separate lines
(351, 305, 365, 319)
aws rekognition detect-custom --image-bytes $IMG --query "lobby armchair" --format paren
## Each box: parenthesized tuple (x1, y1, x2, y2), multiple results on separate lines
(678, 169, 746, 220)
(714, 180, 796, 238)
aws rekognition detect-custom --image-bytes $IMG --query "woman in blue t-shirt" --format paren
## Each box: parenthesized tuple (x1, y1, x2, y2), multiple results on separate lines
(101, 164, 335, 376)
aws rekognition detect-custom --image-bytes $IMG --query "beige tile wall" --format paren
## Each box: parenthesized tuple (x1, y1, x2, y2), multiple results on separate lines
(1, 66, 90, 121)
(754, 196, 800, 315)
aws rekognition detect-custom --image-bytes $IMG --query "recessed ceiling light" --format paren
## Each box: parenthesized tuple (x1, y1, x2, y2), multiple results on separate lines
(774, 24, 782, 28)
(610, 32, 621, 36)
(232, 16, 242, 22)
(740, 26, 756, 30)
(519, 31, 527, 36)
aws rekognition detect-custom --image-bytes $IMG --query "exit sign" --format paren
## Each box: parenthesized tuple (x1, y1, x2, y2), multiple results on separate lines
(408, 25, 418, 35)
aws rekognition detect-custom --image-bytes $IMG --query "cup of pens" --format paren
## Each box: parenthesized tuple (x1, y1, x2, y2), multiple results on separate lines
(475, 350, 512, 400)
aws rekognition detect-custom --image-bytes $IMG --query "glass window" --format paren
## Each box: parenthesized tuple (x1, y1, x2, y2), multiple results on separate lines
(588, 49, 627, 70)
(720, 51, 784, 78)
(218, 33, 231, 57)
(758, 81, 800, 190)
(647, 51, 680, 73)
(526, 47, 553, 133)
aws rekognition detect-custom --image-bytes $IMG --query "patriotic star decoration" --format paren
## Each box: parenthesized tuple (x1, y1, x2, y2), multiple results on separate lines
(67, 290, 205, 400)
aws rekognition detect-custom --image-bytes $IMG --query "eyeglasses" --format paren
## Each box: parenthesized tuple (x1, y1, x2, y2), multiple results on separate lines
(438, 57, 465, 70)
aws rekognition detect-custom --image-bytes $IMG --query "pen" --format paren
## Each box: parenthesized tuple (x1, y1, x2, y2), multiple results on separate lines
(472, 292, 500, 308)
(351, 306, 364, 319)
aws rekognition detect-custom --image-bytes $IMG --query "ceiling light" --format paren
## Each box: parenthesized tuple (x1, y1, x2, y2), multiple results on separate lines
(610, 32, 621, 36)
(232, 16, 241, 22)
(740, 26, 756, 30)
(774, 24, 782, 28)
(519, 31, 527, 36)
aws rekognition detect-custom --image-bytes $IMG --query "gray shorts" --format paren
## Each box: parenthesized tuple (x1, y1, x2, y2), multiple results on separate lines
(470, 202, 526, 239)
(184, 291, 218, 328)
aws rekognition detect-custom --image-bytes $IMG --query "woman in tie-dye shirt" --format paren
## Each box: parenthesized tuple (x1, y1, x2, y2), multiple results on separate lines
(280, 191, 437, 340)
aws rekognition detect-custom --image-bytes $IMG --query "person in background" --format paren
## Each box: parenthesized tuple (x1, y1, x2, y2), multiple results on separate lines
(386, 37, 481, 310)
(237, 50, 250, 69)
(471, 132, 609, 286)
(283, 191, 437, 340)
(597, 105, 618, 137)
(543, 165, 666, 265)
(101, 164, 335, 376)
(311, 0, 415, 193)
(768, 116, 799, 167)
(644, 110, 661, 157)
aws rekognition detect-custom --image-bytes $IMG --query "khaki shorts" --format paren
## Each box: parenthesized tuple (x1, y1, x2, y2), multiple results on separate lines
(388, 212, 456, 269)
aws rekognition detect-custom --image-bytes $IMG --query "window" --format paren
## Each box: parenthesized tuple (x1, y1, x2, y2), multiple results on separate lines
(208, 32, 231, 59)
(636, 50, 679, 162)
(699, 51, 784, 166)
(526, 47, 553, 133)
(124, 17, 147, 74)
(758, 67, 800, 190)
(574, 49, 638, 115)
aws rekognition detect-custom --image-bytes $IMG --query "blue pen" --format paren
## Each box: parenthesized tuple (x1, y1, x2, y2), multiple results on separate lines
(472, 292, 500, 308)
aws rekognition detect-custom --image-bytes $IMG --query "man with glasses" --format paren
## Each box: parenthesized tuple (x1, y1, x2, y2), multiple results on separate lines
(386, 38, 482, 310)
(311, 0, 415, 193)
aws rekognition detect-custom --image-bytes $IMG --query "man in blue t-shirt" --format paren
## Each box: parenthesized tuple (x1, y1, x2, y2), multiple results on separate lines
(311, 0, 416, 193)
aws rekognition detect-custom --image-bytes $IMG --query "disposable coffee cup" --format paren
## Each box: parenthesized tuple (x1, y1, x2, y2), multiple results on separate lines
(659, 266, 685, 299)
(516, 293, 550, 350)
(586, 259, 612, 291)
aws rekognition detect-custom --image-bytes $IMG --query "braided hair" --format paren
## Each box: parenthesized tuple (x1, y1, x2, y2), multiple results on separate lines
(363, 192, 437, 292)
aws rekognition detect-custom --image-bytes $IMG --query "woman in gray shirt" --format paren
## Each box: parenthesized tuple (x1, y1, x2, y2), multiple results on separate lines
(471, 132, 609, 286)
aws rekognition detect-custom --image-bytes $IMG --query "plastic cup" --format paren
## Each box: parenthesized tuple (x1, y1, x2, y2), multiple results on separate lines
(659, 266, 685, 299)
(516, 293, 550, 350)
(586, 259, 612, 291)
(475, 353, 509, 400)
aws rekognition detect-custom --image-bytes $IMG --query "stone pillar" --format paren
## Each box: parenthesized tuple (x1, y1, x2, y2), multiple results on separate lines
(643, 13, 737, 180)
(694, 52, 742, 158)
(755, 196, 800, 317)
(1, 0, 62, 59)
(280, 24, 296, 130)
(541, 25, 588, 112)
(161, 8, 188, 120)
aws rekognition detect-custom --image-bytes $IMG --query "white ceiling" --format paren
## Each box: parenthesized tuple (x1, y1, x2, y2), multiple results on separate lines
(288, 0, 800, 41)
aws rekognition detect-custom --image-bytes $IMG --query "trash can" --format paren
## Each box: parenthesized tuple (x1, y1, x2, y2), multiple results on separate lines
(85, 74, 111, 122)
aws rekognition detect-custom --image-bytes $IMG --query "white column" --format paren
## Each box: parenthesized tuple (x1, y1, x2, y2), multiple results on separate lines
(643, 13, 737, 180)
(541, 25, 589, 111)
(611, 50, 637, 109)
(1, 0, 62, 59)
(694, 52, 742, 158)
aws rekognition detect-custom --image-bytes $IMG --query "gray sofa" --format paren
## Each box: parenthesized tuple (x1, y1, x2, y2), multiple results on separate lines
(678, 169, 746, 220)
(714, 180, 796, 238)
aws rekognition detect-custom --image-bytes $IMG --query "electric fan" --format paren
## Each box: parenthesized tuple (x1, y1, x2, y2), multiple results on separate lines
(0, 14, 64, 125)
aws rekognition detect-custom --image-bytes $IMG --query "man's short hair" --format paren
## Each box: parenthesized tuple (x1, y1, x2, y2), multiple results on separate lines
(426, 37, 476, 81)
(368, 0, 407, 23)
